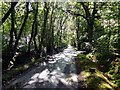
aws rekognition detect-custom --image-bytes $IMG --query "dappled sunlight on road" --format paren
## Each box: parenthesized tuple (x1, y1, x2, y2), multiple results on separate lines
(18, 45, 83, 88)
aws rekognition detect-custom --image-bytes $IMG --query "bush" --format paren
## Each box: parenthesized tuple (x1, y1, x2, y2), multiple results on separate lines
(61, 42, 68, 49)
(77, 54, 89, 60)
(115, 79, 120, 87)
(95, 52, 113, 72)
(95, 52, 113, 61)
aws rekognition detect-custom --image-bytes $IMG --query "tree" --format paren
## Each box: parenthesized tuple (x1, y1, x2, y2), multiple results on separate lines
(66, 2, 105, 46)
(39, 2, 49, 55)
(8, 2, 15, 53)
(12, 2, 30, 57)
(46, 2, 55, 54)
(28, 2, 38, 53)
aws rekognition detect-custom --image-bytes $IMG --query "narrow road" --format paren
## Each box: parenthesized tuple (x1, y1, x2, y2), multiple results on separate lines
(11, 45, 84, 89)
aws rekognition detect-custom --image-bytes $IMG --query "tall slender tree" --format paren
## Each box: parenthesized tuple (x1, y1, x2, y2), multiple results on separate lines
(12, 2, 29, 57)
(28, 2, 38, 52)
(39, 2, 49, 55)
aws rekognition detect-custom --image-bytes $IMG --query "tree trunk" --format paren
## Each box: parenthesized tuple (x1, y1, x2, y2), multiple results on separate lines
(13, 25, 17, 40)
(47, 4, 54, 54)
(33, 20, 38, 51)
(28, 23, 34, 52)
(33, 2, 38, 52)
(87, 18, 94, 45)
(28, 2, 38, 53)
(39, 2, 49, 54)
(118, 2, 120, 42)
(12, 2, 29, 57)
(51, 4, 56, 53)
(76, 17, 80, 50)
(8, 3, 15, 53)
(80, 2, 95, 45)
(51, 24, 54, 53)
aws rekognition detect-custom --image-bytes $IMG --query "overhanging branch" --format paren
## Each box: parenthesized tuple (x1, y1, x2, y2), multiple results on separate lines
(65, 9, 87, 20)
(0, 2, 18, 26)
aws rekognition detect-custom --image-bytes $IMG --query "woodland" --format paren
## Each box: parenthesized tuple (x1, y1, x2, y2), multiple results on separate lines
(1, 1, 120, 89)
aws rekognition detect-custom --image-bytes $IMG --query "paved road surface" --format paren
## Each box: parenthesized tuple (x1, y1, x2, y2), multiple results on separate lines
(11, 45, 84, 89)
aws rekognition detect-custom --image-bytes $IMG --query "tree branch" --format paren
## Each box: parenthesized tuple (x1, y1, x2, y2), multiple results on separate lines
(92, 2, 97, 18)
(80, 2, 90, 18)
(0, 2, 18, 26)
(65, 9, 87, 20)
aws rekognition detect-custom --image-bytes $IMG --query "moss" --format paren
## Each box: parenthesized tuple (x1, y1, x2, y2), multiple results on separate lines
(77, 54, 97, 71)
(87, 76, 101, 88)
(77, 53, 118, 89)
